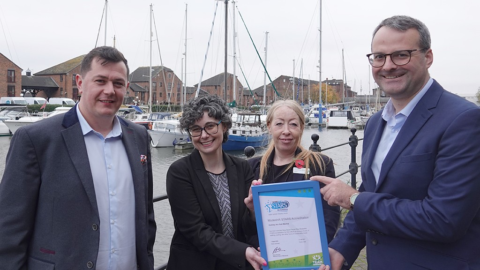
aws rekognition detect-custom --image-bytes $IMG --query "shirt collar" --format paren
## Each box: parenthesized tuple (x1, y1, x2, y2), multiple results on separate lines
(382, 77, 434, 121)
(76, 105, 123, 138)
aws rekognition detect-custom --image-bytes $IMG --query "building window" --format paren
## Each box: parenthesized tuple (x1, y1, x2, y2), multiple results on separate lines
(141, 92, 145, 100)
(167, 83, 172, 91)
(72, 74, 76, 86)
(60, 75, 63, 82)
(7, 70, 15, 83)
(160, 92, 163, 98)
(73, 88, 79, 101)
(160, 82, 163, 87)
(153, 82, 157, 91)
(7, 85, 15, 97)
(168, 73, 172, 78)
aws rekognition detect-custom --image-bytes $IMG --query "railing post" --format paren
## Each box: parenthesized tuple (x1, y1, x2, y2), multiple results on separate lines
(309, 134, 322, 152)
(349, 128, 359, 189)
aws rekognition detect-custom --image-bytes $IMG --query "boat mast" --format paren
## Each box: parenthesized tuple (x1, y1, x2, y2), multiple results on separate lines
(183, 4, 187, 110)
(104, 0, 108, 46)
(149, 4, 153, 113)
(232, 1, 236, 109)
(318, 0, 323, 124)
(292, 59, 295, 100)
(263, 31, 269, 111)
(224, 0, 228, 102)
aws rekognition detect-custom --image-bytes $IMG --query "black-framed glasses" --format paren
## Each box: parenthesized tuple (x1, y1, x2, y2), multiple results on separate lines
(187, 120, 222, 137)
(366, 49, 425, 68)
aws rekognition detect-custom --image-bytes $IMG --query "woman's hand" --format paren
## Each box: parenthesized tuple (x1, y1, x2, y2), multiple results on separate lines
(244, 179, 263, 216)
(245, 246, 267, 270)
(318, 248, 345, 270)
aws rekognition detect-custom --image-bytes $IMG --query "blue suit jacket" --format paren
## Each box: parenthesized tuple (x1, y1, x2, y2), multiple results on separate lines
(0, 106, 156, 269)
(330, 80, 480, 269)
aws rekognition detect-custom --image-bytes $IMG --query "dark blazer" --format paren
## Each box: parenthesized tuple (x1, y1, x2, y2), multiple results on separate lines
(247, 148, 340, 245)
(330, 80, 480, 269)
(0, 106, 156, 269)
(166, 149, 255, 270)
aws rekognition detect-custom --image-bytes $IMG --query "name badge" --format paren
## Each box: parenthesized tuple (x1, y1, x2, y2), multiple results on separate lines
(293, 167, 310, 175)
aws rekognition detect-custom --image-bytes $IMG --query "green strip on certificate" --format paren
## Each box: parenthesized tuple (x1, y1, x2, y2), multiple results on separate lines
(252, 180, 330, 270)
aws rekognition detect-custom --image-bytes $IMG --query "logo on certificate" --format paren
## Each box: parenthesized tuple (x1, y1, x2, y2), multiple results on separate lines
(264, 200, 290, 213)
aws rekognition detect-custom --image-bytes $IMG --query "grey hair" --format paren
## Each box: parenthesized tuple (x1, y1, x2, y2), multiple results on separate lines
(372, 15, 431, 51)
(180, 95, 232, 143)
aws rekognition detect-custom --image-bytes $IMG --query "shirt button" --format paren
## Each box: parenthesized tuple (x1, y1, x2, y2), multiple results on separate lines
(87, 261, 94, 268)
(112, 249, 116, 254)
(372, 239, 378, 245)
(92, 224, 98, 231)
(108, 165, 112, 169)
(110, 191, 116, 196)
(111, 219, 115, 224)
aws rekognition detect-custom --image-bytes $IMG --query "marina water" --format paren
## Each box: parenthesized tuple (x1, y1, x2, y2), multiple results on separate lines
(0, 127, 363, 268)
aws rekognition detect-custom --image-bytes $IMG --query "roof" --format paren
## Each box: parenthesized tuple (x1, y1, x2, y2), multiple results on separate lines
(195, 73, 234, 87)
(0, 53, 23, 71)
(130, 83, 147, 93)
(22, 75, 59, 89)
(129, 66, 174, 82)
(34, 55, 85, 75)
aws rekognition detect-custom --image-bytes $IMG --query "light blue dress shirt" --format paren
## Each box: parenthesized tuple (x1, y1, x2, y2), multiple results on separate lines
(371, 78, 433, 183)
(77, 106, 137, 270)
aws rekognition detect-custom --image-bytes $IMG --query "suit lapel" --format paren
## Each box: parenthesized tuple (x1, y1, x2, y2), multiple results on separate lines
(121, 122, 147, 220)
(61, 113, 99, 216)
(363, 114, 386, 191)
(192, 150, 223, 223)
(375, 81, 441, 191)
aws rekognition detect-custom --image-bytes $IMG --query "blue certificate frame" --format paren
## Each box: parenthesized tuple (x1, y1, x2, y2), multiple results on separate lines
(252, 180, 330, 270)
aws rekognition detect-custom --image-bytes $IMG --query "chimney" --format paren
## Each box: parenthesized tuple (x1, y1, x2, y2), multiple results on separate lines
(26, 68, 31, 76)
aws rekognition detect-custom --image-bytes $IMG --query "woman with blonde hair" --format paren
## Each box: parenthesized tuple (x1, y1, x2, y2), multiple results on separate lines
(244, 100, 340, 246)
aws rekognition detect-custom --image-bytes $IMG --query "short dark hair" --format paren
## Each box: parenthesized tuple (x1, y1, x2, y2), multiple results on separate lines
(180, 95, 232, 143)
(80, 46, 129, 77)
(372, 15, 431, 51)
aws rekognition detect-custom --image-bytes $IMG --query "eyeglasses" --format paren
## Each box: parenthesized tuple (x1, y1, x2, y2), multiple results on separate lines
(366, 49, 425, 68)
(187, 120, 222, 137)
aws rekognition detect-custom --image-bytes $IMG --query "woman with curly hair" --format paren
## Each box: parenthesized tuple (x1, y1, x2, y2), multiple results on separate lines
(166, 95, 266, 270)
(244, 100, 340, 246)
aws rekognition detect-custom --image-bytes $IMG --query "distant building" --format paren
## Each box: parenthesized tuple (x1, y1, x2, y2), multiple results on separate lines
(130, 66, 183, 105)
(0, 53, 23, 98)
(194, 73, 244, 104)
(34, 55, 84, 101)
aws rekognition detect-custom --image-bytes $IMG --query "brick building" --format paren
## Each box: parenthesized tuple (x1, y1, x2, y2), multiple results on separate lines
(194, 73, 244, 104)
(34, 55, 84, 101)
(0, 53, 23, 98)
(129, 66, 183, 105)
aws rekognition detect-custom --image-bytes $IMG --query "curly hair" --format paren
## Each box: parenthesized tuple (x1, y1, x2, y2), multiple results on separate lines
(180, 95, 232, 143)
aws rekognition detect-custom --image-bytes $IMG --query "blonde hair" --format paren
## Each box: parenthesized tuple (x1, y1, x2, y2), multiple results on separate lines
(259, 100, 326, 179)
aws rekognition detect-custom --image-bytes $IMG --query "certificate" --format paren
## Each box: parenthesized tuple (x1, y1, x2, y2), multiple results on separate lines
(252, 180, 330, 270)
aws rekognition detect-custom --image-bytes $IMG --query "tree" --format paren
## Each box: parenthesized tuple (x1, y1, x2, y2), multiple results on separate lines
(310, 83, 338, 104)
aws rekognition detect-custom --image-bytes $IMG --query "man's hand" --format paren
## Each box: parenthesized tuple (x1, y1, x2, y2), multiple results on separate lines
(311, 176, 357, 209)
(318, 248, 345, 270)
(245, 179, 263, 215)
(245, 246, 267, 270)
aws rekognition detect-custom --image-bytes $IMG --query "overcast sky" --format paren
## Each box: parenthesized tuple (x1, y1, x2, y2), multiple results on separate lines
(1, 0, 479, 96)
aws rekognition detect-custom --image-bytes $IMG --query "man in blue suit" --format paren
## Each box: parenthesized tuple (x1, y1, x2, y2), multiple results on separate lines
(0, 46, 156, 269)
(314, 15, 480, 270)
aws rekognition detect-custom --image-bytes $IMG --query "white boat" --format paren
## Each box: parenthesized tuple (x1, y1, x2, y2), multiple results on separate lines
(306, 104, 327, 126)
(148, 119, 190, 148)
(4, 107, 71, 134)
(326, 110, 356, 129)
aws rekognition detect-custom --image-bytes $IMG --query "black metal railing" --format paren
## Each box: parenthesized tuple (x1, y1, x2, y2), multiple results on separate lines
(152, 128, 363, 269)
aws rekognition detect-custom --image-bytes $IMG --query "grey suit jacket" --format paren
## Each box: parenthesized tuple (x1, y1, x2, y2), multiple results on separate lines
(0, 106, 156, 269)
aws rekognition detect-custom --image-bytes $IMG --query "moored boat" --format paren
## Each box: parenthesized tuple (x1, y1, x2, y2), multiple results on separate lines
(148, 119, 190, 148)
(223, 112, 270, 151)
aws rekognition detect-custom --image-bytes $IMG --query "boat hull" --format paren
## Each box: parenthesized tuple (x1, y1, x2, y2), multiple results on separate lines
(222, 134, 270, 151)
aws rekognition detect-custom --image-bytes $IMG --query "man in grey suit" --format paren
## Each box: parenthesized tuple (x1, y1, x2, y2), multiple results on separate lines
(0, 46, 156, 269)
